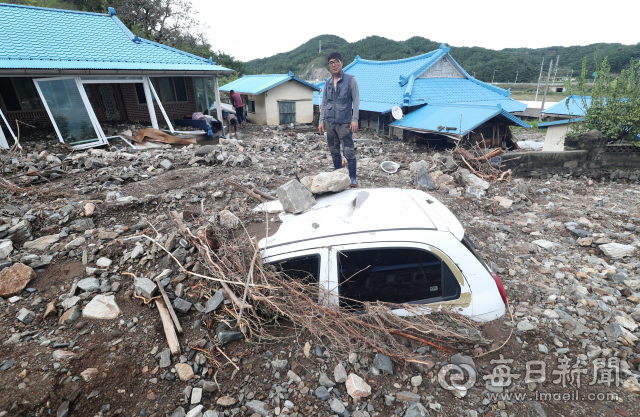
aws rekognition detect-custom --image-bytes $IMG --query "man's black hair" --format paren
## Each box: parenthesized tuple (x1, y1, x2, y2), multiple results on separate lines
(327, 52, 343, 62)
(230, 118, 237, 125)
(230, 90, 235, 94)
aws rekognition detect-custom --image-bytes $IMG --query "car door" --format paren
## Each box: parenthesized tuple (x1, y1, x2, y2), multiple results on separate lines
(328, 241, 472, 316)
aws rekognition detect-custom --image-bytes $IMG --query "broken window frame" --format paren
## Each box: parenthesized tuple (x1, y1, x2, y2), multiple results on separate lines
(248, 100, 256, 113)
(0, 106, 18, 150)
(0, 77, 45, 113)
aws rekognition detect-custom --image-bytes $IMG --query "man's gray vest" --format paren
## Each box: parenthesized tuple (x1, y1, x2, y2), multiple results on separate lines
(324, 72, 354, 124)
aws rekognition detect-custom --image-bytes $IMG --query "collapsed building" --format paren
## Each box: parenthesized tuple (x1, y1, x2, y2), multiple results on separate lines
(314, 44, 530, 148)
(0, 3, 234, 150)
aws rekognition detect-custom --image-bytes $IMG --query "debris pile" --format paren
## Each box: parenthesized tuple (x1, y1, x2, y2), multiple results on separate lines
(0, 123, 640, 416)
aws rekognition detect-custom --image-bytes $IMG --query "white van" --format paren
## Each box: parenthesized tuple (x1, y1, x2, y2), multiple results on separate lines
(259, 188, 506, 321)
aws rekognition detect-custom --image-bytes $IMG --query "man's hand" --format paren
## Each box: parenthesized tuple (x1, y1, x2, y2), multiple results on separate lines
(318, 124, 325, 135)
(350, 121, 358, 133)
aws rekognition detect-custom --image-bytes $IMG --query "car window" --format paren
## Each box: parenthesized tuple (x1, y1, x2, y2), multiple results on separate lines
(272, 254, 320, 285)
(337, 248, 460, 310)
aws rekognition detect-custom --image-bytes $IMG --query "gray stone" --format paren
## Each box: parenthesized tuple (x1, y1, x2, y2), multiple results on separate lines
(599, 243, 636, 259)
(70, 218, 95, 231)
(57, 401, 70, 417)
(219, 210, 240, 229)
(185, 405, 203, 417)
(77, 278, 100, 292)
(195, 145, 218, 156)
(202, 380, 218, 392)
(570, 229, 590, 238)
(409, 160, 429, 173)
(277, 180, 316, 214)
(404, 403, 429, 417)
(415, 167, 436, 191)
(517, 321, 537, 332)
(203, 411, 219, 417)
(134, 278, 157, 299)
(16, 307, 35, 324)
(300, 170, 350, 194)
(271, 359, 288, 370)
(330, 398, 346, 414)
(315, 385, 331, 401)
(605, 322, 624, 340)
(245, 400, 269, 416)
(218, 331, 244, 345)
(204, 289, 224, 313)
(1, 359, 15, 370)
(172, 297, 192, 314)
(373, 353, 393, 375)
(60, 305, 81, 324)
(334, 363, 348, 383)
(65, 237, 86, 249)
(160, 159, 174, 170)
(554, 309, 589, 335)
(0, 240, 13, 259)
(191, 387, 202, 404)
(130, 245, 144, 259)
(396, 391, 421, 402)
(319, 372, 335, 387)
(526, 401, 548, 417)
(170, 407, 186, 417)
(450, 353, 476, 370)
(159, 349, 171, 368)
(96, 257, 112, 268)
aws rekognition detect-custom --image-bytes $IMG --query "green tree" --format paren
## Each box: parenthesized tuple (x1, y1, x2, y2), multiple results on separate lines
(566, 51, 640, 142)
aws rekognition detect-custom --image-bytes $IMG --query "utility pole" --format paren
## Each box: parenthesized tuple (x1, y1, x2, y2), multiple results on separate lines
(552, 55, 560, 84)
(540, 59, 554, 121)
(492, 69, 498, 84)
(514, 70, 518, 84)
(535, 57, 545, 101)
(319, 40, 321, 53)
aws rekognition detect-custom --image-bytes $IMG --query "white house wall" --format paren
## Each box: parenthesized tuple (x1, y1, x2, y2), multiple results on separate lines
(264, 81, 314, 125)
(542, 124, 570, 152)
(246, 93, 267, 125)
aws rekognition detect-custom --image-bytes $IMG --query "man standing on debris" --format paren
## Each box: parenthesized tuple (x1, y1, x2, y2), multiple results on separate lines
(318, 52, 360, 187)
(230, 90, 245, 128)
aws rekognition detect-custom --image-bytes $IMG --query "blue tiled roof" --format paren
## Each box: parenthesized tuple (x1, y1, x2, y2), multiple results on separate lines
(316, 45, 524, 114)
(538, 117, 585, 128)
(542, 95, 590, 116)
(391, 103, 530, 136)
(220, 72, 321, 95)
(0, 3, 233, 73)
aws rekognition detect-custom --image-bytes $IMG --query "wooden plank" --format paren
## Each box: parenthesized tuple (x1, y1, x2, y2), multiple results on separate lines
(155, 277, 183, 334)
(156, 299, 180, 356)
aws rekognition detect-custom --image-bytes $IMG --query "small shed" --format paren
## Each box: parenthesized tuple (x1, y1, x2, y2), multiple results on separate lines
(220, 72, 320, 125)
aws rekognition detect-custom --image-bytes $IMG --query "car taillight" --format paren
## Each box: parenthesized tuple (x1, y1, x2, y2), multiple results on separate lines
(491, 272, 508, 305)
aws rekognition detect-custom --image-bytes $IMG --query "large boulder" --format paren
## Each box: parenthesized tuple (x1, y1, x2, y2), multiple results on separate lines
(414, 167, 436, 191)
(277, 180, 316, 214)
(0, 263, 36, 298)
(301, 171, 350, 194)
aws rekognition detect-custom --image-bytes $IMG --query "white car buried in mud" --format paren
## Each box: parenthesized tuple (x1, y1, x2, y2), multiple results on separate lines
(258, 188, 507, 321)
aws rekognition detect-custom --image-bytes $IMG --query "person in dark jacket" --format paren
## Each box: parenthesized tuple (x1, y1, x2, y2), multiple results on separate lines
(318, 52, 360, 187)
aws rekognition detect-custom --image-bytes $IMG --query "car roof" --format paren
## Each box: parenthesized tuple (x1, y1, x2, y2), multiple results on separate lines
(259, 188, 464, 250)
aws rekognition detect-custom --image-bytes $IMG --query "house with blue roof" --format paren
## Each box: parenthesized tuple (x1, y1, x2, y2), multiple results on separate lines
(0, 3, 234, 149)
(315, 44, 530, 148)
(220, 72, 321, 125)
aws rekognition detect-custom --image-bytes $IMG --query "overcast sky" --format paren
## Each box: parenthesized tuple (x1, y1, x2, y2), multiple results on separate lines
(192, 0, 640, 62)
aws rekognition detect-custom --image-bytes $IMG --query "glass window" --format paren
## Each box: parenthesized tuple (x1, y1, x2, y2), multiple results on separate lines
(194, 78, 216, 113)
(0, 78, 22, 111)
(337, 248, 460, 310)
(272, 254, 320, 286)
(248, 100, 256, 113)
(160, 77, 176, 102)
(0, 78, 43, 112)
(173, 77, 187, 102)
(135, 83, 147, 104)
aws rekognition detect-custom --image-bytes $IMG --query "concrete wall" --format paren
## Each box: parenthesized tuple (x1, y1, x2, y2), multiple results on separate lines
(264, 81, 314, 125)
(246, 93, 267, 125)
(542, 124, 570, 151)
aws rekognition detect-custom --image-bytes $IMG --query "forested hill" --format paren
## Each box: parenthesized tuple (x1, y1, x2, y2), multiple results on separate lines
(244, 35, 640, 83)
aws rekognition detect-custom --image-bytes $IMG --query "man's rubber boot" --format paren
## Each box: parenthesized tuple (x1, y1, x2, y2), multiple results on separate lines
(332, 155, 342, 170)
(347, 159, 357, 187)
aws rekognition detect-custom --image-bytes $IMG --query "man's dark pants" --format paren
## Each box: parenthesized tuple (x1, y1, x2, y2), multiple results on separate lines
(325, 121, 355, 160)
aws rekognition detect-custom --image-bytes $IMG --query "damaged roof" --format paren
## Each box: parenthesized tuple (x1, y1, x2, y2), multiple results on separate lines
(219, 72, 321, 95)
(542, 95, 590, 117)
(315, 45, 527, 113)
(0, 4, 233, 74)
(390, 103, 531, 137)
(260, 188, 464, 250)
